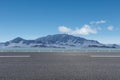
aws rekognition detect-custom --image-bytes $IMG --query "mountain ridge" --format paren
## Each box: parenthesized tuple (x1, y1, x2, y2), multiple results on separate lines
(0, 34, 119, 48)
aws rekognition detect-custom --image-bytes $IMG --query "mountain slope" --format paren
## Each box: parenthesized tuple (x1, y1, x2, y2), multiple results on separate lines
(0, 34, 119, 48)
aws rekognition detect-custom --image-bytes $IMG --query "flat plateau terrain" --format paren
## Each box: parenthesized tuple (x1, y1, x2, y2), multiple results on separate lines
(0, 52, 120, 80)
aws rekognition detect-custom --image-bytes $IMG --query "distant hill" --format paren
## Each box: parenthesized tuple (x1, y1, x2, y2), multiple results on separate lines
(0, 34, 119, 48)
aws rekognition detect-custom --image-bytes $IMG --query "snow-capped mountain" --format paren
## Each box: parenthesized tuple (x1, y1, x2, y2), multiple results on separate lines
(0, 34, 119, 48)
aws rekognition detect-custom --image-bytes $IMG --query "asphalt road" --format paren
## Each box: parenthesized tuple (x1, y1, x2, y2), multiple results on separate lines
(0, 52, 120, 80)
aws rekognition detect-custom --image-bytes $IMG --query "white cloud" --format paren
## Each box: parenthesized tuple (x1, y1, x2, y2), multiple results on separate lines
(58, 20, 116, 36)
(58, 25, 97, 35)
(72, 25, 97, 35)
(90, 20, 106, 25)
(107, 26, 114, 31)
(58, 26, 71, 33)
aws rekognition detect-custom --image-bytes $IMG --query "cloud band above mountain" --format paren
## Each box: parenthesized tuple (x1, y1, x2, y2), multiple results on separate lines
(58, 25, 97, 35)
(58, 20, 116, 36)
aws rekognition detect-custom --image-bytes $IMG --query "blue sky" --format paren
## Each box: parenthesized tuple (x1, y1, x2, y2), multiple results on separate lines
(0, 0, 120, 44)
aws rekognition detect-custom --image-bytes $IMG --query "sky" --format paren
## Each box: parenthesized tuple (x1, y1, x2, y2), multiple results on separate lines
(0, 0, 120, 44)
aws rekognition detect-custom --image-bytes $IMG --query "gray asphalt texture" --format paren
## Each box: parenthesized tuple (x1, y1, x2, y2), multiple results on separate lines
(0, 52, 120, 80)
